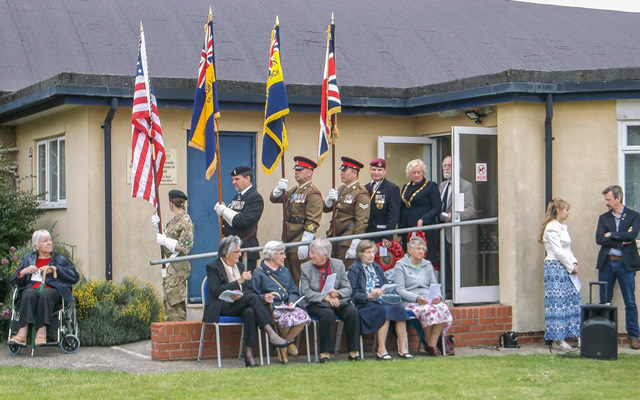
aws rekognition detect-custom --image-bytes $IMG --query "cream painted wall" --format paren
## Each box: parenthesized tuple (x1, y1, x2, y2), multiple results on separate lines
(15, 107, 100, 278)
(497, 100, 627, 334)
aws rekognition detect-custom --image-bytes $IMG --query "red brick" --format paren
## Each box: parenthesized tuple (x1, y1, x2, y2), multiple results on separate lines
(153, 335, 170, 343)
(169, 334, 192, 343)
(155, 342, 182, 352)
(151, 350, 170, 360)
(169, 350, 195, 359)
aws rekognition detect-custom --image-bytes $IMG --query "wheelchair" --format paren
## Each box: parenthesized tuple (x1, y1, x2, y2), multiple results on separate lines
(7, 286, 80, 356)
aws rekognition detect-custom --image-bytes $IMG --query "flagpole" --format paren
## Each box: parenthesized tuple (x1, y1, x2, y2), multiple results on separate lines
(329, 15, 337, 237)
(140, 21, 167, 268)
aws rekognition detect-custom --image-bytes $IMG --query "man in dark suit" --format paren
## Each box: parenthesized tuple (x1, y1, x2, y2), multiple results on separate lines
(364, 158, 400, 247)
(595, 185, 640, 349)
(214, 166, 264, 271)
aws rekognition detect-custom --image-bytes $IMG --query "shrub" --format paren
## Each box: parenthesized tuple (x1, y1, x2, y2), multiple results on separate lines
(0, 177, 44, 256)
(74, 276, 163, 346)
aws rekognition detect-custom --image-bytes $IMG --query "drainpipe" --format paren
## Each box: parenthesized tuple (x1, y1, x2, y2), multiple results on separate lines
(544, 94, 553, 207)
(102, 98, 118, 280)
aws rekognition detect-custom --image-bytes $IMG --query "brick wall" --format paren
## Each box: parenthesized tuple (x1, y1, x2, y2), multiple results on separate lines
(151, 304, 516, 361)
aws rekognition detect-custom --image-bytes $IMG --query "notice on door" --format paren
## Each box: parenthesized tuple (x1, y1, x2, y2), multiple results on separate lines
(127, 148, 177, 185)
(476, 163, 487, 182)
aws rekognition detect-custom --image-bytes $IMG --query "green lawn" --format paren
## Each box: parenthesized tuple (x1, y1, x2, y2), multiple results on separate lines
(0, 354, 637, 399)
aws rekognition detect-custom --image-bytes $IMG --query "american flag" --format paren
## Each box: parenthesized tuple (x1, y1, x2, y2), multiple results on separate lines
(317, 22, 341, 166)
(131, 25, 165, 206)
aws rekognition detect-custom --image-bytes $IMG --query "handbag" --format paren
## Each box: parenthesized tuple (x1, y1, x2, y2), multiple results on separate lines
(499, 331, 520, 348)
(436, 334, 456, 356)
(374, 293, 402, 305)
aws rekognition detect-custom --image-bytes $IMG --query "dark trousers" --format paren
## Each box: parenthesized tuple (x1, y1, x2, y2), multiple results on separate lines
(443, 241, 453, 299)
(599, 259, 639, 339)
(307, 302, 361, 353)
(221, 293, 272, 347)
(15, 287, 60, 330)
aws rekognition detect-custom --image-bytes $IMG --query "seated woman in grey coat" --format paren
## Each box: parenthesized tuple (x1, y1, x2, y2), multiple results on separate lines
(300, 239, 361, 363)
(394, 236, 452, 356)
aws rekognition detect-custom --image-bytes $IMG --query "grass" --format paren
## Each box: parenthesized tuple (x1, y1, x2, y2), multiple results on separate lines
(0, 353, 637, 399)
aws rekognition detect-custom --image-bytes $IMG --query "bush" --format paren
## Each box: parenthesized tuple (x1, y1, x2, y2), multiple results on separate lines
(0, 177, 44, 256)
(74, 276, 164, 346)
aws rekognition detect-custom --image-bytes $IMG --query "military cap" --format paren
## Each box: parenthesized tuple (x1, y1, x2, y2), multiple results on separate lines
(293, 156, 318, 170)
(168, 189, 188, 201)
(231, 166, 252, 176)
(340, 156, 364, 171)
(370, 158, 386, 168)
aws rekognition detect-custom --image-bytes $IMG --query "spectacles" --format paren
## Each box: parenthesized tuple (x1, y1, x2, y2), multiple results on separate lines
(276, 251, 285, 255)
(231, 250, 242, 254)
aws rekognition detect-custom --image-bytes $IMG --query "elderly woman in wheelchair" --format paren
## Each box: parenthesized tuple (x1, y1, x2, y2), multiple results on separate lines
(8, 229, 79, 347)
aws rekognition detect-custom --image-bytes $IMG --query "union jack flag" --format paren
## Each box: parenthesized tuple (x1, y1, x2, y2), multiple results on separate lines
(317, 22, 341, 166)
(131, 24, 165, 206)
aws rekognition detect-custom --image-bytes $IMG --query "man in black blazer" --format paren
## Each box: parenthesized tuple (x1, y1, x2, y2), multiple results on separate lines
(215, 166, 264, 271)
(364, 158, 401, 246)
(595, 185, 640, 349)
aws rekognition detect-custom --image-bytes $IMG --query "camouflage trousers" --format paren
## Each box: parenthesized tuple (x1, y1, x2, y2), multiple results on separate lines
(162, 261, 191, 322)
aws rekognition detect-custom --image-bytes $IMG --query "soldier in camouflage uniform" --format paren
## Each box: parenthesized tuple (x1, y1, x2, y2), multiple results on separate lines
(153, 189, 194, 321)
(323, 157, 370, 268)
(270, 156, 323, 284)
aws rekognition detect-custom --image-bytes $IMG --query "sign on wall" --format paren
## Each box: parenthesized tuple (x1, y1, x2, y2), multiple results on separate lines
(476, 162, 487, 182)
(126, 148, 177, 185)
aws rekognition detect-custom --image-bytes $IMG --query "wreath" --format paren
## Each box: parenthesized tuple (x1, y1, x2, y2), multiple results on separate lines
(375, 240, 405, 271)
(406, 231, 430, 261)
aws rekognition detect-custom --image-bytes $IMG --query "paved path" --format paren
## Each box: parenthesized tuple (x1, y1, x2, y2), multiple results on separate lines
(0, 341, 636, 374)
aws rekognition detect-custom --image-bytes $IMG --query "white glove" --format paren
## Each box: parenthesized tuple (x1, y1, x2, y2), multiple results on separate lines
(272, 178, 289, 197)
(222, 207, 239, 226)
(325, 188, 338, 207)
(151, 214, 160, 233)
(345, 239, 361, 259)
(214, 202, 226, 216)
(297, 231, 315, 260)
(156, 233, 178, 253)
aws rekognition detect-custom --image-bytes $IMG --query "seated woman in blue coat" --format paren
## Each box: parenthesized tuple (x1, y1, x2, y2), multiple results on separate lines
(253, 240, 310, 364)
(203, 235, 292, 367)
(9, 229, 79, 347)
(347, 240, 413, 360)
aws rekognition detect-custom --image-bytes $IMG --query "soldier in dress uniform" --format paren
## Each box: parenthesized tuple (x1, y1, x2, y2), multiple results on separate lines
(323, 157, 370, 267)
(270, 156, 324, 284)
(214, 166, 264, 271)
(153, 189, 194, 321)
(364, 158, 401, 247)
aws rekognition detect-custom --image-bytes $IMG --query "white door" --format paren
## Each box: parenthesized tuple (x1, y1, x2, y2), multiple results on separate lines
(452, 126, 499, 303)
(377, 136, 437, 184)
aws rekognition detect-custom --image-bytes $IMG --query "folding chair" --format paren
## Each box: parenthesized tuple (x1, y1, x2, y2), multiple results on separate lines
(406, 309, 447, 356)
(197, 276, 263, 367)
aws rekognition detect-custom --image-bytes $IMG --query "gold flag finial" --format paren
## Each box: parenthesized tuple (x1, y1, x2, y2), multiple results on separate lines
(275, 15, 279, 26)
(209, 5, 213, 21)
(331, 12, 334, 24)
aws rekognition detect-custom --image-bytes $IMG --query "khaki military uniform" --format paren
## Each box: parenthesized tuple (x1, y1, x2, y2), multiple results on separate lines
(161, 210, 194, 321)
(270, 180, 323, 284)
(323, 181, 370, 266)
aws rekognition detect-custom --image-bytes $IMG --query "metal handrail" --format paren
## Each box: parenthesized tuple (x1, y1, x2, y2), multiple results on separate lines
(150, 217, 498, 265)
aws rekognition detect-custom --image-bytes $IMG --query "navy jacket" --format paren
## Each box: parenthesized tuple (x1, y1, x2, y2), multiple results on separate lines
(365, 178, 401, 240)
(203, 258, 252, 323)
(222, 186, 264, 260)
(399, 178, 441, 228)
(347, 259, 389, 307)
(595, 206, 640, 272)
(11, 251, 79, 303)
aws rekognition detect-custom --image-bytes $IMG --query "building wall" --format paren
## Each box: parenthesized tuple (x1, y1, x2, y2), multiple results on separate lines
(14, 99, 634, 335)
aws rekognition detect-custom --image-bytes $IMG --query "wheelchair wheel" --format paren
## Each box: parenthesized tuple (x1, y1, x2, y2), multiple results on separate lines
(8, 343, 22, 356)
(60, 334, 80, 354)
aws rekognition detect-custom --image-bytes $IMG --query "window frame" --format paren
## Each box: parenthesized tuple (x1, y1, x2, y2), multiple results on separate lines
(36, 136, 66, 209)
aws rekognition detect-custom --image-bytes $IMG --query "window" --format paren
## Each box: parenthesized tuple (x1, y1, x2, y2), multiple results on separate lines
(36, 136, 66, 208)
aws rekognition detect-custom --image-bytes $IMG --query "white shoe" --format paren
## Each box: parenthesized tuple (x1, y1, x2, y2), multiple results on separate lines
(555, 340, 573, 350)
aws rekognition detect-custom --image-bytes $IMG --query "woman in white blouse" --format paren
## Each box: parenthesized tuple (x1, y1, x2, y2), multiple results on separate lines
(540, 198, 581, 351)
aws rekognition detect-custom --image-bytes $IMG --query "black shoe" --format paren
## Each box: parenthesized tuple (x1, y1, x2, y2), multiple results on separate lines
(348, 355, 362, 361)
(270, 339, 294, 349)
(376, 353, 393, 361)
(397, 352, 415, 359)
(244, 357, 259, 368)
(319, 356, 330, 363)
